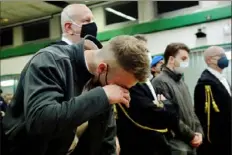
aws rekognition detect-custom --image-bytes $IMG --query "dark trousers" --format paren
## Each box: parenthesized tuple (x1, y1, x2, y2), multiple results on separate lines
(1, 112, 9, 155)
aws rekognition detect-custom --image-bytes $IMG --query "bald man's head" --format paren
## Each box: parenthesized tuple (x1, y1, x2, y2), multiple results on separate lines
(204, 46, 225, 64)
(204, 46, 229, 71)
(61, 4, 97, 43)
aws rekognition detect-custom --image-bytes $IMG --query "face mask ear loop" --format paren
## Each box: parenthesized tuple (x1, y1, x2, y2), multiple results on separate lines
(105, 64, 109, 85)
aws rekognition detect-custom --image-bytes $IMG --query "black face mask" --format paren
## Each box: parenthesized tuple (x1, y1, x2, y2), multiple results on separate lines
(80, 22, 98, 38)
(93, 65, 109, 87)
(83, 70, 108, 92)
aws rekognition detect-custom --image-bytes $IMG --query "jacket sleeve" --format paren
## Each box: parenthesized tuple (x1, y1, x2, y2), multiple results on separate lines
(194, 113, 204, 135)
(151, 79, 195, 142)
(23, 51, 110, 136)
(129, 84, 179, 129)
(100, 108, 117, 155)
(194, 83, 206, 135)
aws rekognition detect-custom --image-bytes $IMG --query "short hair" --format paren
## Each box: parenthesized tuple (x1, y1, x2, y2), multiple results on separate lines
(164, 43, 190, 64)
(108, 35, 150, 82)
(134, 34, 147, 43)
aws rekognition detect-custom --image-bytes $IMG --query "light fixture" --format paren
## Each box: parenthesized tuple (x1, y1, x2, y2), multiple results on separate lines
(105, 7, 136, 21)
(0, 18, 9, 23)
(223, 23, 231, 36)
(0, 80, 15, 87)
(225, 51, 231, 60)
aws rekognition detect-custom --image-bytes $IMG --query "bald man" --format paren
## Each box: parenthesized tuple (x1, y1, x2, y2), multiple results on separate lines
(53, 4, 97, 46)
(194, 46, 231, 155)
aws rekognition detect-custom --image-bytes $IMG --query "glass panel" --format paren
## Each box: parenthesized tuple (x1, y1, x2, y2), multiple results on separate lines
(0, 75, 20, 99)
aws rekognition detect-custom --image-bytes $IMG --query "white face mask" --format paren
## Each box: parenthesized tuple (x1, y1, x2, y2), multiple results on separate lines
(174, 61, 189, 74)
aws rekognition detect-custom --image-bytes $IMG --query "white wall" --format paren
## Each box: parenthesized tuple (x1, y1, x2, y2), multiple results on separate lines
(1, 18, 231, 76)
(145, 18, 231, 55)
(0, 55, 33, 75)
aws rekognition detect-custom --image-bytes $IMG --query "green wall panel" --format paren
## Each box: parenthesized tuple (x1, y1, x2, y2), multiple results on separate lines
(0, 5, 231, 60)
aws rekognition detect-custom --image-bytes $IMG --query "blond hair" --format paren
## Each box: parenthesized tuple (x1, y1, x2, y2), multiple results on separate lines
(108, 35, 150, 82)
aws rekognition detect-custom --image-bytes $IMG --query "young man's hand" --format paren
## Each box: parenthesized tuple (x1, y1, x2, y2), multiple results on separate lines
(191, 132, 203, 147)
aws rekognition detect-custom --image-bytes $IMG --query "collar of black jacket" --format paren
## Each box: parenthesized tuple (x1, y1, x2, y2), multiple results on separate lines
(162, 66, 183, 82)
(72, 40, 93, 84)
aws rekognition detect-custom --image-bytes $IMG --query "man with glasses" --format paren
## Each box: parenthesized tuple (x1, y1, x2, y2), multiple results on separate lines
(194, 46, 231, 155)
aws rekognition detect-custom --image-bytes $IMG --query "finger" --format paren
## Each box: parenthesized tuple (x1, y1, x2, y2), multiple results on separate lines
(120, 98, 130, 108)
(158, 94, 161, 101)
(161, 94, 166, 100)
(120, 87, 129, 93)
(123, 93, 131, 102)
(192, 139, 201, 145)
(192, 143, 200, 148)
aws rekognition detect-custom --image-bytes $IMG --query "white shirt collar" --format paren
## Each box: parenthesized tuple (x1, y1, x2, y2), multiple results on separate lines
(145, 78, 158, 101)
(62, 36, 90, 70)
(207, 67, 231, 95)
(62, 36, 73, 45)
(207, 67, 224, 80)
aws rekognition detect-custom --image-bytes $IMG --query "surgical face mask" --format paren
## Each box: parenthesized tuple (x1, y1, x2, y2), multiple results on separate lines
(174, 59, 189, 74)
(217, 56, 229, 69)
(72, 22, 98, 38)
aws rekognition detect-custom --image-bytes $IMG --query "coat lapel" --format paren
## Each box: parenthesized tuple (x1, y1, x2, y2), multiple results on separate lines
(139, 83, 155, 100)
(205, 70, 231, 96)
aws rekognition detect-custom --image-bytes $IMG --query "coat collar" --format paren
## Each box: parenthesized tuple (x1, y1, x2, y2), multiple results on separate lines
(162, 66, 183, 82)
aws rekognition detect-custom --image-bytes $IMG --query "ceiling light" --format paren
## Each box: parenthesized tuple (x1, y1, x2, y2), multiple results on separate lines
(0, 80, 15, 87)
(105, 7, 136, 21)
(225, 51, 231, 60)
(0, 18, 9, 23)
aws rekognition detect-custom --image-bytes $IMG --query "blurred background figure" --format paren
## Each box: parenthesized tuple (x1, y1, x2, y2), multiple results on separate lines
(194, 46, 231, 155)
(3, 93, 13, 105)
(0, 89, 8, 116)
(151, 55, 164, 79)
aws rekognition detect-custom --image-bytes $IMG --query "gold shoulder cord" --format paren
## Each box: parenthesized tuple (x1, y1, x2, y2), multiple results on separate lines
(113, 104, 168, 133)
(204, 85, 220, 143)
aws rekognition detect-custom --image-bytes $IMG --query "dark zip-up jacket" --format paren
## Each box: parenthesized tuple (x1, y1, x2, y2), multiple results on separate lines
(194, 69, 231, 155)
(152, 67, 203, 143)
(3, 41, 115, 155)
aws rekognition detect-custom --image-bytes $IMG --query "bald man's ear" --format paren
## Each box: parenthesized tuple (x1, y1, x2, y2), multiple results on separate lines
(64, 22, 73, 35)
(205, 56, 212, 65)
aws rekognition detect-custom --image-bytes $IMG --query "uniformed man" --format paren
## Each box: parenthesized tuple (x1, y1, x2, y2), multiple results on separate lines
(194, 46, 231, 155)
